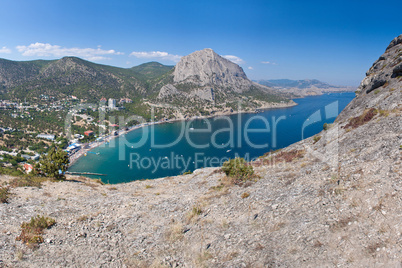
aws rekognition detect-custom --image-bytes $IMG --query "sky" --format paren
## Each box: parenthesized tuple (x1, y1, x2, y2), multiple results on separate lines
(0, 0, 401, 86)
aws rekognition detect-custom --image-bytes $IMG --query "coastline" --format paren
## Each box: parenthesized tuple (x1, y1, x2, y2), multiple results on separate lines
(68, 100, 297, 167)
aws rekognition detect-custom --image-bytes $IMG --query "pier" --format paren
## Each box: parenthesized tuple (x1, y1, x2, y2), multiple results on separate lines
(66, 171, 107, 176)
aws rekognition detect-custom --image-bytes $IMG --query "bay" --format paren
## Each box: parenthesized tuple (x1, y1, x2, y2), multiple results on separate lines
(69, 92, 355, 183)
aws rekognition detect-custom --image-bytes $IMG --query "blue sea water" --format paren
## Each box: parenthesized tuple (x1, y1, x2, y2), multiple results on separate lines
(69, 92, 355, 183)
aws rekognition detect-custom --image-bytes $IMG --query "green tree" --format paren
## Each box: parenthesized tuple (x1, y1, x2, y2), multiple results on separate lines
(39, 147, 69, 180)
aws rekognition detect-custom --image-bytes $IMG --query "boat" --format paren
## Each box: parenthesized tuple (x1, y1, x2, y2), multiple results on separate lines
(226, 149, 231, 153)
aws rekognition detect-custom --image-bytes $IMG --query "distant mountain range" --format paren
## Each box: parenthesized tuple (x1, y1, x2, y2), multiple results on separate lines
(0, 49, 294, 119)
(255, 79, 356, 97)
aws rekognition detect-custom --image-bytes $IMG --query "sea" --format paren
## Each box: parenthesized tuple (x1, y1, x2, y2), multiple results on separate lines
(69, 92, 355, 184)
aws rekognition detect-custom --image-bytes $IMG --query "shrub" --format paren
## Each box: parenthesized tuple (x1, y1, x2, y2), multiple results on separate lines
(222, 157, 254, 184)
(0, 186, 10, 203)
(313, 136, 321, 144)
(323, 123, 328, 131)
(241, 192, 250, 199)
(182, 170, 193, 175)
(16, 215, 56, 247)
(343, 108, 378, 129)
(275, 150, 305, 163)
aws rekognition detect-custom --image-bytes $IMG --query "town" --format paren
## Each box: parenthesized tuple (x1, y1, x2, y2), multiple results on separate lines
(0, 95, 154, 176)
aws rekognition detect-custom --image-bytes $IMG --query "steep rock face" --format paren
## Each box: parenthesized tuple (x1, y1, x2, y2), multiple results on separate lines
(173, 48, 251, 92)
(337, 34, 402, 122)
(157, 48, 290, 112)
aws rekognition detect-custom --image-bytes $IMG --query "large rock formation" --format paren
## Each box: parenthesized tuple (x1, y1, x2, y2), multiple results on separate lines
(157, 48, 289, 110)
(173, 48, 251, 92)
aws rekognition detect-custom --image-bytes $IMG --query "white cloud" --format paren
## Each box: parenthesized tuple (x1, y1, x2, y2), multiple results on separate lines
(130, 51, 182, 62)
(0, 46, 12, 54)
(16, 42, 123, 61)
(223, 55, 245, 64)
(261, 61, 278, 65)
(248, 66, 253, 70)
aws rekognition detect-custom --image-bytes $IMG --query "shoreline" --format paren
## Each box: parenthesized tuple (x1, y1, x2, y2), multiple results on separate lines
(68, 101, 298, 167)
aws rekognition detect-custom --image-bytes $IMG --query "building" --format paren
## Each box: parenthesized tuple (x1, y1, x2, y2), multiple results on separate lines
(23, 163, 33, 174)
(84, 130, 94, 137)
(37, 134, 55, 141)
(108, 98, 116, 109)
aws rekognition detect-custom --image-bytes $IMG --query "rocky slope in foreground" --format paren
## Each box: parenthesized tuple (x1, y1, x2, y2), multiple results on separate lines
(0, 36, 401, 267)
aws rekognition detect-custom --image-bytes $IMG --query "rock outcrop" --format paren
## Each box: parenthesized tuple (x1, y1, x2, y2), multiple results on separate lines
(157, 48, 290, 111)
(173, 48, 251, 92)
(0, 36, 401, 267)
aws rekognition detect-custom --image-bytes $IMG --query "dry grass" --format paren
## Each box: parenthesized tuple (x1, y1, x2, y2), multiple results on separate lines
(241, 192, 250, 199)
(274, 149, 306, 163)
(9, 176, 50, 188)
(0, 186, 10, 203)
(186, 204, 203, 223)
(165, 223, 184, 242)
(330, 216, 355, 231)
(343, 108, 378, 129)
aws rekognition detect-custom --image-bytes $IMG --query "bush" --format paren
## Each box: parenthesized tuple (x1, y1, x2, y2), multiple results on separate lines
(16, 215, 56, 247)
(0, 186, 10, 203)
(323, 123, 328, 131)
(222, 157, 254, 184)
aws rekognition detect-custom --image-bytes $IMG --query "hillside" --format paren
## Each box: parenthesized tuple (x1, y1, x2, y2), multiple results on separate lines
(0, 50, 292, 120)
(0, 35, 401, 267)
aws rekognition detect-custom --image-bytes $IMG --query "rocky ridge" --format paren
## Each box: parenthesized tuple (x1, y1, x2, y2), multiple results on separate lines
(0, 36, 401, 267)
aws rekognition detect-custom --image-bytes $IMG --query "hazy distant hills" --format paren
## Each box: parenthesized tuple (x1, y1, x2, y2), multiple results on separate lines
(255, 79, 356, 97)
(256, 79, 337, 89)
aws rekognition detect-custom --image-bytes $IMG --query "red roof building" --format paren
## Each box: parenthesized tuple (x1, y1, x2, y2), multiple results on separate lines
(84, 131, 94, 136)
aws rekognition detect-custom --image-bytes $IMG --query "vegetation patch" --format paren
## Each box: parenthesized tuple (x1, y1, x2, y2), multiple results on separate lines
(221, 157, 254, 185)
(343, 108, 378, 129)
(241, 192, 250, 199)
(0, 186, 10, 203)
(9, 176, 50, 188)
(16, 215, 56, 247)
(274, 149, 305, 163)
(313, 135, 321, 144)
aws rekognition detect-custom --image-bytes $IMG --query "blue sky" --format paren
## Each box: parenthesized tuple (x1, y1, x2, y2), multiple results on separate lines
(0, 0, 401, 86)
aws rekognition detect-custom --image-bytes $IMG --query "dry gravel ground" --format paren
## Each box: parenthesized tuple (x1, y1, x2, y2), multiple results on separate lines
(0, 36, 401, 267)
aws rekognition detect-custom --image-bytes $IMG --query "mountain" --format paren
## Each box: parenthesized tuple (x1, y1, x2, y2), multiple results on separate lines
(157, 48, 292, 115)
(0, 35, 401, 266)
(0, 50, 292, 118)
(256, 79, 356, 97)
(0, 57, 152, 101)
(130, 62, 174, 80)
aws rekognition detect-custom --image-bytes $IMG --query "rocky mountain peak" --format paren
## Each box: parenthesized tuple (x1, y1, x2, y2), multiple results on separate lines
(172, 48, 250, 91)
(337, 34, 402, 122)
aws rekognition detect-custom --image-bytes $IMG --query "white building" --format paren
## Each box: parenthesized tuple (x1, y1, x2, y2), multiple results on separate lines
(108, 98, 116, 109)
